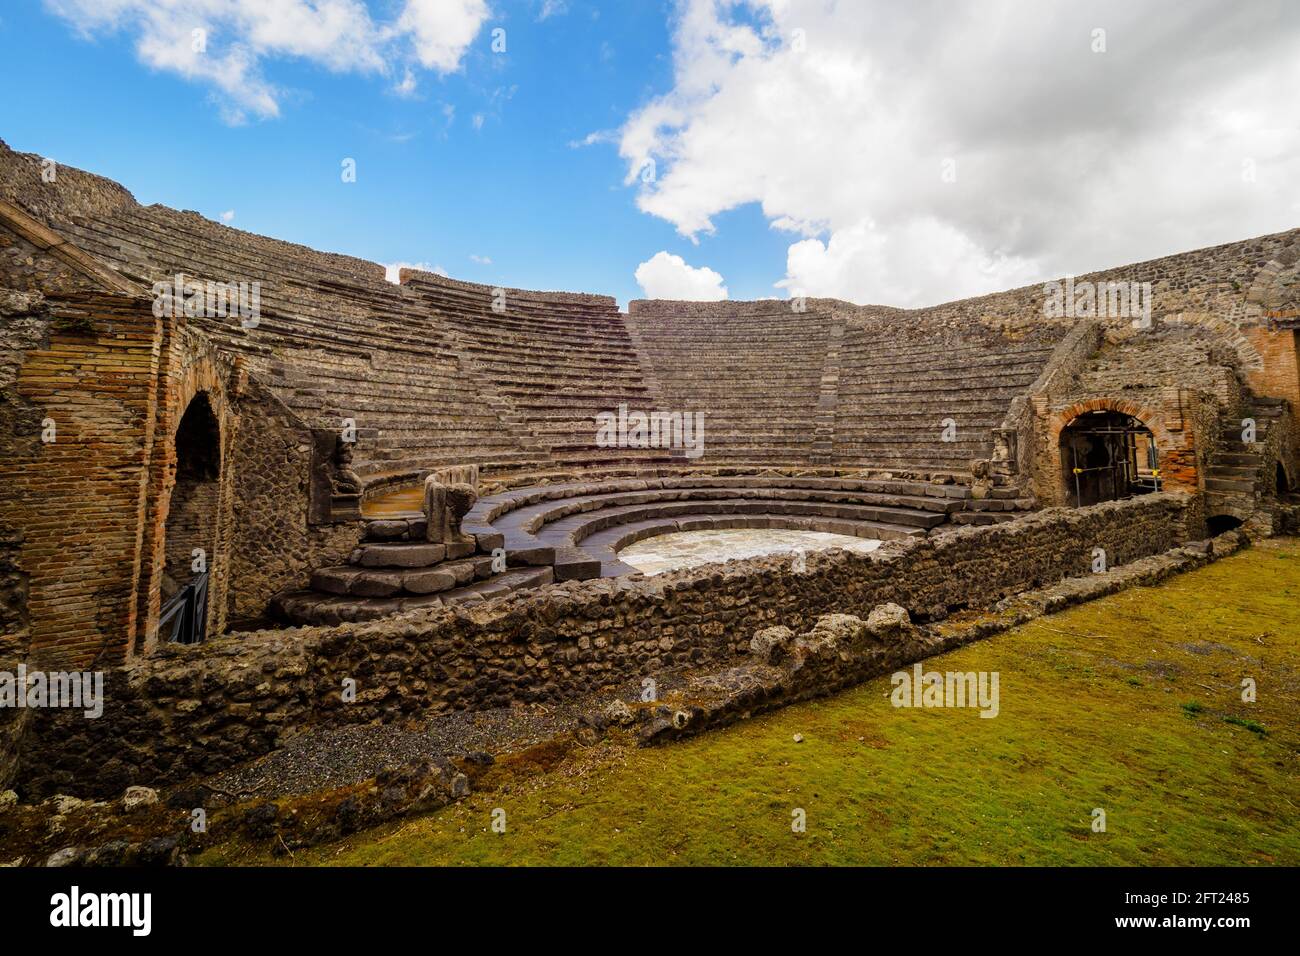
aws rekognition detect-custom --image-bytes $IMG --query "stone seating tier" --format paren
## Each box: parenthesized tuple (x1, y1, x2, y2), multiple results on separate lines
(627, 308, 833, 466)
(405, 273, 675, 467)
(58, 208, 540, 474)
(31, 173, 1065, 481)
(270, 470, 1033, 625)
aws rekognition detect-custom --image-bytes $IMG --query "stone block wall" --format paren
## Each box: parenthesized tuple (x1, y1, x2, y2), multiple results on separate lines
(227, 377, 363, 630)
(13, 493, 1189, 797)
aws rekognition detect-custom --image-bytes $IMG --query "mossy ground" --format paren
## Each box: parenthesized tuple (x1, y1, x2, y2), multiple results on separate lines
(203, 538, 1300, 866)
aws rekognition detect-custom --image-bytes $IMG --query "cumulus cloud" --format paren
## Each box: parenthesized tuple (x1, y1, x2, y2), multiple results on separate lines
(619, 0, 1300, 307)
(220, 209, 235, 222)
(634, 251, 728, 300)
(44, 0, 491, 123)
(469, 253, 492, 264)
(399, 0, 490, 73)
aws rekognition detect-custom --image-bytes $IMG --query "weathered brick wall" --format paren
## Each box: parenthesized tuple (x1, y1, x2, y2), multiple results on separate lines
(1242, 327, 1300, 478)
(14, 493, 1189, 797)
(0, 292, 162, 670)
(132, 325, 238, 656)
(0, 292, 47, 658)
(162, 480, 219, 590)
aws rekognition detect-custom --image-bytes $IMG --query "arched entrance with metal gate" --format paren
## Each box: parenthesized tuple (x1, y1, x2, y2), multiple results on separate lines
(1059, 409, 1161, 507)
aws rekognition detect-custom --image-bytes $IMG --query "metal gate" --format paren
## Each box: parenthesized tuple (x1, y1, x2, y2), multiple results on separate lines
(159, 570, 209, 645)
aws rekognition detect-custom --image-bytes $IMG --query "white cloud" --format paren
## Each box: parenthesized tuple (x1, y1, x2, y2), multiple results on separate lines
(569, 130, 614, 149)
(399, 0, 489, 73)
(384, 260, 444, 283)
(634, 251, 728, 300)
(777, 218, 1040, 306)
(44, 0, 490, 123)
(394, 67, 418, 97)
(220, 209, 235, 223)
(619, 0, 1300, 307)
(538, 0, 568, 21)
(469, 254, 492, 265)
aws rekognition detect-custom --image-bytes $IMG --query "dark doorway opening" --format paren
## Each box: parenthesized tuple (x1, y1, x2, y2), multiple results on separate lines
(1207, 514, 1243, 536)
(1060, 410, 1160, 507)
(160, 393, 220, 644)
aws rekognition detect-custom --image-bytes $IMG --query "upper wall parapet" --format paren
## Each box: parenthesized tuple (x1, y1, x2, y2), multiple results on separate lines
(0, 139, 135, 226)
(402, 267, 619, 310)
(4, 138, 1296, 338)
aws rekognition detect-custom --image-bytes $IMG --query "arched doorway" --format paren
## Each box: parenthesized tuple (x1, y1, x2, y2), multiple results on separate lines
(1059, 409, 1161, 506)
(160, 392, 221, 644)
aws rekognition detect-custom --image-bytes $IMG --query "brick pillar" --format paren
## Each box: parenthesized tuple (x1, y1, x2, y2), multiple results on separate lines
(1, 294, 163, 668)
(1242, 326, 1300, 407)
(1241, 326, 1300, 477)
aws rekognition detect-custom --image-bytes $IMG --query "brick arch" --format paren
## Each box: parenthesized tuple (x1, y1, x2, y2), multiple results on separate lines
(135, 332, 239, 656)
(1160, 313, 1265, 372)
(1048, 396, 1197, 501)
(1050, 397, 1171, 450)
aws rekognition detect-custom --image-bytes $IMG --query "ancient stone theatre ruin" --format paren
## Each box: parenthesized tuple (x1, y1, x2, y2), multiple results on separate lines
(1, 139, 1298, 797)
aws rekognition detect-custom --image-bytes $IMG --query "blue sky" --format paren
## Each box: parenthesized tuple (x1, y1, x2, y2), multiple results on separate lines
(0, 1, 789, 306)
(2, 1, 1298, 309)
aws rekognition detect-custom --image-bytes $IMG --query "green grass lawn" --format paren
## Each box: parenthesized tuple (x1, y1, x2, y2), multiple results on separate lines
(206, 538, 1300, 866)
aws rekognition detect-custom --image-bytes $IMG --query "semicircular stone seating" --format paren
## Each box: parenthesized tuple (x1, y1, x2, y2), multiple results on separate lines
(269, 470, 1033, 626)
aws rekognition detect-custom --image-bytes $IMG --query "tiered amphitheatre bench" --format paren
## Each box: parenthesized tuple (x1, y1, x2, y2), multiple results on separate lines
(626, 303, 833, 466)
(406, 272, 683, 469)
(834, 322, 1065, 474)
(56, 204, 546, 477)
(272, 470, 1034, 625)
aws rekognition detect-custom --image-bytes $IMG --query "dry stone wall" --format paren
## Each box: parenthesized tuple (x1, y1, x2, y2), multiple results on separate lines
(227, 377, 363, 629)
(15, 493, 1189, 797)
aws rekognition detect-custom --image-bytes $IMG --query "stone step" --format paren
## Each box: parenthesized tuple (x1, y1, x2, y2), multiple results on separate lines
(270, 566, 555, 625)
(349, 539, 478, 565)
(1207, 465, 1257, 480)
(310, 554, 497, 597)
(1205, 477, 1255, 493)
(1216, 452, 1263, 467)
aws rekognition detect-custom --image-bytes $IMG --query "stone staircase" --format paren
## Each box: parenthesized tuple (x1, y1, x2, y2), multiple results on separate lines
(271, 470, 1037, 625)
(811, 317, 845, 465)
(268, 515, 553, 626)
(1204, 398, 1286, 502)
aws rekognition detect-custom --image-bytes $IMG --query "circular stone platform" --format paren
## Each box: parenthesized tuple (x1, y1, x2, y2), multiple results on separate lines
(617, 528, 882, 576)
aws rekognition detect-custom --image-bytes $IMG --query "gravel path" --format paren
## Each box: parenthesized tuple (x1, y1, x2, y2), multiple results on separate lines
(202, 702, 587, 801)
(198, 669, 694, 803)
